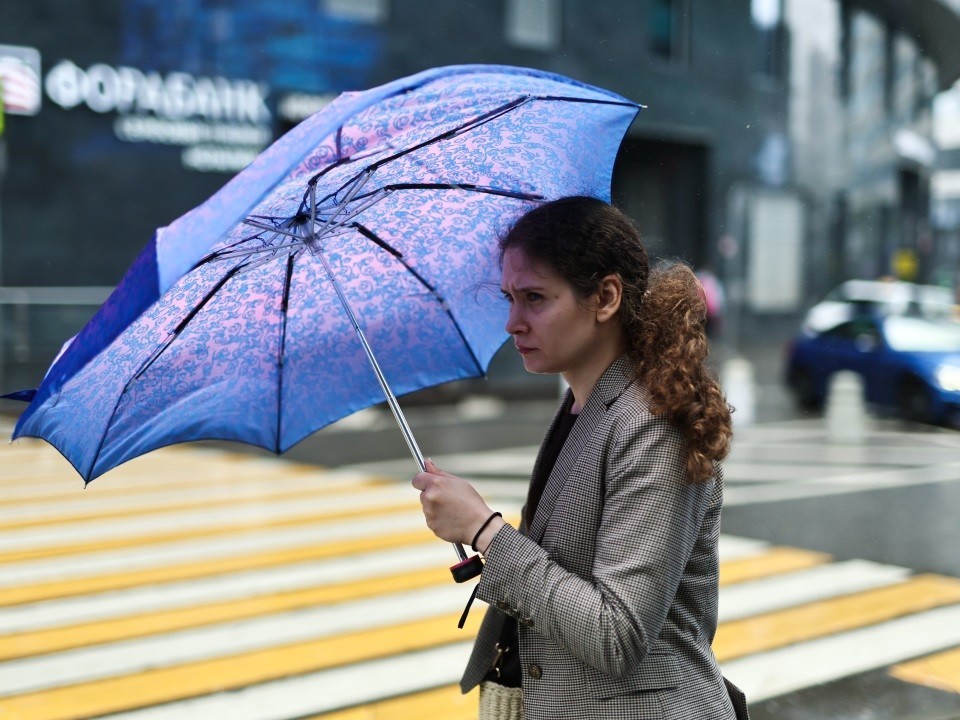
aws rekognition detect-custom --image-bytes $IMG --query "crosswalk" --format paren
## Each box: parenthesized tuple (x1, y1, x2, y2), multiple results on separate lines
(2, 429, 960, 718)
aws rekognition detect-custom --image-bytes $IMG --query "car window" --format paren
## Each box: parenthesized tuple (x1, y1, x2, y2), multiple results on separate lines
(822, 319, 878, 341)
(883, 317, 960, 352)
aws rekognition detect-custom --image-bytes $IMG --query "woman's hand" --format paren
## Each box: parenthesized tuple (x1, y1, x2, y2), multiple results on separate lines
(412, 459, 503, 550)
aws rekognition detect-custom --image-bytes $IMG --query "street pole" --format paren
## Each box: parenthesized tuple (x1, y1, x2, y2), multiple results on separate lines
(0, 134, 6, 392)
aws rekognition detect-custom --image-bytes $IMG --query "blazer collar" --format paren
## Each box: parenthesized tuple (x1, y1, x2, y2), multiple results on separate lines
(526, 355, 636, 542)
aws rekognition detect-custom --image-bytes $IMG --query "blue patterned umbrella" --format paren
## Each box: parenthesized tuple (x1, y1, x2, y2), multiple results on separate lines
(10, 65, 639, 571)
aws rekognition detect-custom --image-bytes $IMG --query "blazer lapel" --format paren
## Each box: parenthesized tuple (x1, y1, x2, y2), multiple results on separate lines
(526, 356, 636, 543)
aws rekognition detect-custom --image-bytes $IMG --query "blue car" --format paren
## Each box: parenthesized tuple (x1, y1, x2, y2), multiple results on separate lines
(785, 314, 960, 426)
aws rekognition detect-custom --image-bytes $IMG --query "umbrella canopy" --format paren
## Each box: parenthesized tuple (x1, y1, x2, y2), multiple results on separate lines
(11, 64, 640, 482)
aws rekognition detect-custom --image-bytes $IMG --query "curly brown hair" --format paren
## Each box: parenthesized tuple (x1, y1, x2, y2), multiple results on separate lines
(500, 196, 732, 483)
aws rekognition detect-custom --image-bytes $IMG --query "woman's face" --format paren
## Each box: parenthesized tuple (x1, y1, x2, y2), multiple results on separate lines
(500, 246, 603, 376)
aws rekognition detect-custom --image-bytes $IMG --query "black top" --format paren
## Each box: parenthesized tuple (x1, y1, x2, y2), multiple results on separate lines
(487, 398, 579, 687)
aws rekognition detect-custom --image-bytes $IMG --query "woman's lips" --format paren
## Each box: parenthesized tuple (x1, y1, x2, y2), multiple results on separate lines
(516, 345, 534, 355)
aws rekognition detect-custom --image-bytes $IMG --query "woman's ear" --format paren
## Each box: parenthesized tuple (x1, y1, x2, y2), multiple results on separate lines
(595, 274, 622, 322)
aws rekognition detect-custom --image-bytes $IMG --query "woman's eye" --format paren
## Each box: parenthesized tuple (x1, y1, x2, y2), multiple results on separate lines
(526, 292, 543, 302)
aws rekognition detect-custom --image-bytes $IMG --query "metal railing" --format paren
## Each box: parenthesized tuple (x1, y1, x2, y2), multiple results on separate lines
(0, 286, 112, 389)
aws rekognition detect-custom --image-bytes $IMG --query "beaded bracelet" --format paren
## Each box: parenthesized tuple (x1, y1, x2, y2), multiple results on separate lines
(470, 511, 503, 552)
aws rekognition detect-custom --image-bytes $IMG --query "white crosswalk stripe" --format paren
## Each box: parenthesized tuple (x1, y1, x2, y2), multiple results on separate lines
(0, 512, 428, 586)
(0, 542, 450, 634)
(718, 559, 910, 622)
(725, 604, 960, 702)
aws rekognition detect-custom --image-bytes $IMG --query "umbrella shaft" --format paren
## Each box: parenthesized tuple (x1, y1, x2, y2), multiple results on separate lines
(314, 249, 469, 565)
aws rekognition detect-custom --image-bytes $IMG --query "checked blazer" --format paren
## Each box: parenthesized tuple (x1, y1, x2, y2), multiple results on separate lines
(461, 356, 749, 719)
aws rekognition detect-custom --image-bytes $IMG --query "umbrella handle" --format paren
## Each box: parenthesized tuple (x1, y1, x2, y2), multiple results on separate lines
(450, 552, 485, 583)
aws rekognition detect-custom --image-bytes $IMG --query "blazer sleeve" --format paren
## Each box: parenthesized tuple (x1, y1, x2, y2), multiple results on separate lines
(476, 410, 714, 679)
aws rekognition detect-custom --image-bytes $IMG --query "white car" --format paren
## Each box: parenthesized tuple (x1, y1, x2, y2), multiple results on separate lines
(803, 280, 956, 334)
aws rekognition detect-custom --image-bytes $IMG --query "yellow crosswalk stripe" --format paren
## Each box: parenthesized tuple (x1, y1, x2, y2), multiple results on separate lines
(0, 528, 434, 607)
(719, 546, 831, 586)
(0, 564, 448, 661)
(0, 463, 360, 507)
(1, 481, 387, 532)
(0, 500, 417, 564)
(889, 646, 960, 693)
(715, 574, 960, 661)
(0, 612, 483, 720)
(312, 685, 478, 720)
(0, 445, 337, 489)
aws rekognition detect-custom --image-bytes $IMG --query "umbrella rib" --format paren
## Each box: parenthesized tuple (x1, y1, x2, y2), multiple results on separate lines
(194, 216, 302, 268)
(307, 92, 625, 211)
(87, 263, 247, 480)
(275, 253, 295, 453)
(368, 96, 532, 174)
(352, 222, 486, 378)
(358, 184, 544, 202)
(536, 94, 641, 109)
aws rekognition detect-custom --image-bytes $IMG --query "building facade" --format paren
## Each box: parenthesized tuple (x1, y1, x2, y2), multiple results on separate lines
(1, 0, 958, 394)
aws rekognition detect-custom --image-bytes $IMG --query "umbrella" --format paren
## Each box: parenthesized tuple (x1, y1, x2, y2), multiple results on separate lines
(9, 64, 640, 579)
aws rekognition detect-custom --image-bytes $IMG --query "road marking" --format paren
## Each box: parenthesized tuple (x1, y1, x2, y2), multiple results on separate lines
(0, 475, 387, 530)
(719, 546, 830, 586)
(311, 684, 477, 720)
(889, 646, 960, 693)
(0, 467, 375, 510)
(0, 444, 313, 487)
(0, 563, 453, 663)
(97, 643, 477, 720)
(715, 574, 960, 661)
(0, 519, 434, 606)
(724, 604, 960, 702)
(719, 559, 910, 622)
(716, 535, 768, 562)
(0, 612, 482, 720)
(0, 542, 449, 635)
(725, 462, 960, 506)
(0, 584, 475, 696)
(0, 492, 417, 562)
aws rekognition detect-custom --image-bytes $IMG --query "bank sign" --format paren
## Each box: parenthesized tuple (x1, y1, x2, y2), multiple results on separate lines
(0, 44, 42, 117)
(0, 44, 273, 173)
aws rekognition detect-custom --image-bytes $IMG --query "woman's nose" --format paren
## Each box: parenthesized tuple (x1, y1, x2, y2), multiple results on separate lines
(505, 306, 525, 335)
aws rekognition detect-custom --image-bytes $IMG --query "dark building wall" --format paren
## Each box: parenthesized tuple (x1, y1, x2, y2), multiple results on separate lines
(379, 0, 788, 267)
(1, 2, 235, 288)
(0, 0, 789, 389)
(1, 0, 787, 285)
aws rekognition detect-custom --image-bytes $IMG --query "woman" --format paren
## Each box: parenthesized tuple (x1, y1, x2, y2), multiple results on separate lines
(412, 196, 749, 719)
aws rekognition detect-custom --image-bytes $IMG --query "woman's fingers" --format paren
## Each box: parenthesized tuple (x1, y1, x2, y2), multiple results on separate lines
(410, 469, 491, 545)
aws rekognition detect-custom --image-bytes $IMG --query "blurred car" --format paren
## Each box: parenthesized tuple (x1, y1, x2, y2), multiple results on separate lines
(803, 280, 955, 333)
(785, 313, 960, 426)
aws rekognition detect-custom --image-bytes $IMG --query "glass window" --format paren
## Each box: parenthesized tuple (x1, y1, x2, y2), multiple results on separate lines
(884, 317, 960, 352)
(751, 0, 780, 28)
(505, 0, 561, 51)
(752, 0, 784, 77)
(649, 0, 689, 63)
(322, 0, 388, 24)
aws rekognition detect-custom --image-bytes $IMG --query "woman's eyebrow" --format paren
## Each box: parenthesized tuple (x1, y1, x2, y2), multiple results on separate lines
(502, 284, 544, 294)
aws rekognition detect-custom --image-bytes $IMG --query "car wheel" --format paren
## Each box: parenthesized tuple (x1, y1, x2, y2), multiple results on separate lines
(791, 368, 821, 410)
(897, 377, 933, 423)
